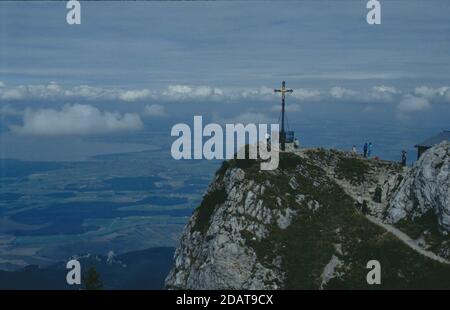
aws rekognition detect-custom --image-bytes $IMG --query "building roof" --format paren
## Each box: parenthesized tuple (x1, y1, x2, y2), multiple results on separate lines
(415, 131, 450, 148)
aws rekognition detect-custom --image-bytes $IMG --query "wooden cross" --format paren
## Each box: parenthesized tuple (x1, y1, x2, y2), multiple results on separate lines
(274, 81, 293, 151)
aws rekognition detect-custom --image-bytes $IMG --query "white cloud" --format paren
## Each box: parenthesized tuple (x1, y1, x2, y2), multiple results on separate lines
(397, 95, 431, 113)
(0, 82, 120, 101)
(372, 85, 399, 94)
(0, 82, 66, 101)
(0, 82, 231, 102)
(17, 82, 64, 99)
(329, 85, 398, 103)
(144, 104, 166, 117)
(364, 86, 398, 103)
(414, 86, 450, 101)
(291, 88, 321, 101)
(162, 85, 226, 101)
(11, 104, 143, 136)
(1, 89, 25, 101)
(0, 81, 5, 88)
(239, 86, 275, 101)
(119, 89, 154, 102)
(330, 86, 358, 99)
(65, 85, 124, 100)
(163, 85, 193, 98)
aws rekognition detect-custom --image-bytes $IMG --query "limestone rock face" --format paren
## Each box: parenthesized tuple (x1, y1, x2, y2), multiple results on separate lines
(165, 167, 288, 289)
(386, 141, 450, 232)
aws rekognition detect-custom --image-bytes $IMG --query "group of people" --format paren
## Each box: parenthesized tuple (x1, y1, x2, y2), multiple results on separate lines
(351, 142, 408, 166)
(351, 142, 373, 158)
(363, 142, 373, 158)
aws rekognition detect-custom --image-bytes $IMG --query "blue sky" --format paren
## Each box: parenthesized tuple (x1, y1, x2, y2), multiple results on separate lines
(1, 1, 450, 161)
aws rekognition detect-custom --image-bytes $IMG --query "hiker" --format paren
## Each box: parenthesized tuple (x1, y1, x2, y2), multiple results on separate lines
(352, 145, 357, 154)
(368, 142, 373, 157)
(401, 150, 407, 166)
(363, 142, 368, 158)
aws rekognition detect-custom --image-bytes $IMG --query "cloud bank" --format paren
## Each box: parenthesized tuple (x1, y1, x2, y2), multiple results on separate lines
(11, 104, 143, 136)
(414, 86, 450, 101)
(119, 89, 155, 102)
(1, 82, 449, 120)
(0, 82, 411, 104)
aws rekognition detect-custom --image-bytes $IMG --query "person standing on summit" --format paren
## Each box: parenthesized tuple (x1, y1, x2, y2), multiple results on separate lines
(363, 142, 368, 158)
(368, 142, 373, 157)
(401, 150, 407, 166)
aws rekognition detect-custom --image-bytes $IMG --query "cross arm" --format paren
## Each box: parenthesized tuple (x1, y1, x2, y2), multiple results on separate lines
(274, 89, 293, 93)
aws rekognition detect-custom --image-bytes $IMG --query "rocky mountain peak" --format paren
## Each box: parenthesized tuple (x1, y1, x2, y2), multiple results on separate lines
(166, 144, 450, 289)
(386, 141, 450, 232)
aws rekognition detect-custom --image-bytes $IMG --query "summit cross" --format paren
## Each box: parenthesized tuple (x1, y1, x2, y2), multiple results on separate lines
(274, 81, 293, 151)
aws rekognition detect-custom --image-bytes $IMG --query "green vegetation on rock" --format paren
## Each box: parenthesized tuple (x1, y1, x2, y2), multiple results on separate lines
(336, 157, 371, 184)
(240, 151, 450, 289)
(192, 187, 227, 234)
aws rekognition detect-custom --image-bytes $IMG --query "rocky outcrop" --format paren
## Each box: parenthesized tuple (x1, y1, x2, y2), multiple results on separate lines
(302, 148, 406, 218)
(166, 144, 450, 289)
(385, 141, 450, 233)
(165, 165, 290, 289)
